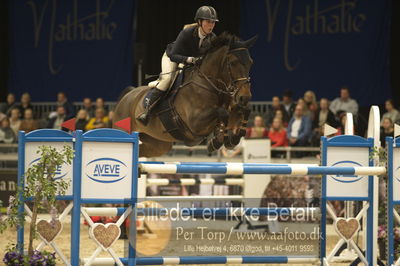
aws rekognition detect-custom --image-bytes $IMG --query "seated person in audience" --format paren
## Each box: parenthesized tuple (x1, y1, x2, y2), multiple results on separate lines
(335, 112, 356, 135)
(47, 106, 67, 130)
(287, 104, 312, 146)
(311, 98, 337, 145)
(57, 91, 75, 118)
(380, 117, 394, 144)
(381, 99, 400, 126)
(329, 86, 358, 117)
(95, 97, 108, 115)
(9, 107, 21, 137)
(82, 97, 95, 118)
(268, 117, 288, 147)
(266, 96, 289, 126)
(246, 115, 268, 138)
(17, 92, 33, 118)
(0, 117, 17, 143)
(274, 109, 288, 127)
(303, 90, 318, 116)
(107, 111, 115, 128)
(20, 108, 38, 133)
(296, 98, 311, 118)
(0, 93, 17, 116)
(85, 107, 109, 130)
(282, 89, 296, 118)
(313, 98, 337, 129)
(75, 109, 89, 131)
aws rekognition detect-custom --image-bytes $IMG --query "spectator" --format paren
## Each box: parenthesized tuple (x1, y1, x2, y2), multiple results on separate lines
(0, 117, 17, 143)
(268, 118, 288, 147)
(75, 109, 89, 131)
(17, 93, 33, 118)
(311, 98, 337, 146)
(336, 112, 349, 135)
(297, 98, 311, 118)
(47, 106, 67, 130)
(0, 93, 17, 116)
(274, 110, 288, 127)
(9, 107, 21, 137)
(95, 97, 108, 115)
(85, 108, 109, 130)
(381, 99, 400, 126)
(380, 117, 394, 144)
(246, 115, 268, 138)
(107, 110, 115, 128)
(20, 108, 38, 133)
(82, 97, 95, 118)
(266, 96, 289, 126)
(313, 98, 337, 129)
(303, 90, 318, 120)
(329, 87, 358, 117)
(287, 104, 312, 146)
(282, 90, 295, 118)
(57, 92, 75, 118)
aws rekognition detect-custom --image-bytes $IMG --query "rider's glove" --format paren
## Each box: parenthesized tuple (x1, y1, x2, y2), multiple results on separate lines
(186, 57, 202, 65)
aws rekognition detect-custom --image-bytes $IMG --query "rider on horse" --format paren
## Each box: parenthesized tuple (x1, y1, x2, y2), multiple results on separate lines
(138, 6, 219, 125)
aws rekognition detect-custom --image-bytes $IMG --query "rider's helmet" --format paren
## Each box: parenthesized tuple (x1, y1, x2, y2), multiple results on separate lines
(194, 6, 219, 22)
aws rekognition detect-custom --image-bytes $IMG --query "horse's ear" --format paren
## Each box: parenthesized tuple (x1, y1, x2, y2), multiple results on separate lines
(243, 35, 258, 48)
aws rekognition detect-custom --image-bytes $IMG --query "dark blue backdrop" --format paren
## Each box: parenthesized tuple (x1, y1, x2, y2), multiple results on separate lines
(240, 0, 391, 106)
(9, 0, 135, 101)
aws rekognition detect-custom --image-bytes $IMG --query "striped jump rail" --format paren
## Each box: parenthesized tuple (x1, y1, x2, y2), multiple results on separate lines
(139, 163, 386, 176)
(83, 207, 321, 217)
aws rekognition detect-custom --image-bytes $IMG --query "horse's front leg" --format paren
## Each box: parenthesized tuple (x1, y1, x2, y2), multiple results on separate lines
(207, 107, 229, 153)
(224, 106, 251, 149)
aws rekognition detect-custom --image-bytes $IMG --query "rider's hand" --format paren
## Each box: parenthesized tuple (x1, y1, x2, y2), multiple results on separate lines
(186, 57, 201, 65)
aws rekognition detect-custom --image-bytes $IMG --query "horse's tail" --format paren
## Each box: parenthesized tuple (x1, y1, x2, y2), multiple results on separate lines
(117, 86, 136, 103)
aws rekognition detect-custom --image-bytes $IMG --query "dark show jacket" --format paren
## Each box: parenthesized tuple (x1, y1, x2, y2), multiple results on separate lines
(166, 26, 216, 64)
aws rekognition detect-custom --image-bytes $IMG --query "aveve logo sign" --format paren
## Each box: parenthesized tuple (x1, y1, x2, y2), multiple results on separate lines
(329, 160, 363, 183)
(85, 158, 128, 183)
(28, 158, 68, 180)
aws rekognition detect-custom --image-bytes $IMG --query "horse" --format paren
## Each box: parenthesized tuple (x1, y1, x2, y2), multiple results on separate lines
(114, 33, 257, 157)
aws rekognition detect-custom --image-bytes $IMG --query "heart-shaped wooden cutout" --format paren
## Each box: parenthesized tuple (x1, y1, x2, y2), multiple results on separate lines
(89, 223, 121, 251)
(334, 218, 360, 241)
(37, 220, 62, 243)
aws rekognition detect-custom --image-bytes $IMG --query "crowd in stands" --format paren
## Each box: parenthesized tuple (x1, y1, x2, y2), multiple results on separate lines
(244, 87, 399, 150)
(0, 87, 399, 151)
(0, 92, 114, 143)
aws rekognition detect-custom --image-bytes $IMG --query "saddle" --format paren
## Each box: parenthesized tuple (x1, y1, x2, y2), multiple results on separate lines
(152, 66, 203, 145)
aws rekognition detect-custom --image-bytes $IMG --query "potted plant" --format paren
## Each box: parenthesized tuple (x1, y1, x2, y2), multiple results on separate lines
(0, 145, 73, 265)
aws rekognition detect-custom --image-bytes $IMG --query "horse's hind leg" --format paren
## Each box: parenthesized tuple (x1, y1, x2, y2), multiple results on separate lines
(139, 133, 173, 157)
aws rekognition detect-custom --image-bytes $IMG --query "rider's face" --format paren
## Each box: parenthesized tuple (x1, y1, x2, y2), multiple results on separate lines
(200, 20, 215, 35)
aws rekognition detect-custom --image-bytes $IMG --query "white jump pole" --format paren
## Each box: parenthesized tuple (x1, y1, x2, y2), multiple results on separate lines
(368, 106, 380, 265)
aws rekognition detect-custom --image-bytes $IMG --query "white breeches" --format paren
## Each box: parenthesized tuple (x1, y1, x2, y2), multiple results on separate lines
(148, 52, 178, 91)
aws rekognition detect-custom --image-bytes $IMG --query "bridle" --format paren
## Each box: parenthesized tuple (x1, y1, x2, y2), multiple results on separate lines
(193, 47, 252, 99)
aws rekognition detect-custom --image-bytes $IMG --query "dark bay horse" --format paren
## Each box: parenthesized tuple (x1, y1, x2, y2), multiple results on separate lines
(114, 33, 256, 157)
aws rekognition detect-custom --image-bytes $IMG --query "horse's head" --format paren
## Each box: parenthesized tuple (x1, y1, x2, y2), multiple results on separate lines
(200, 33, 257, 108)
(227, 36, 257, 107)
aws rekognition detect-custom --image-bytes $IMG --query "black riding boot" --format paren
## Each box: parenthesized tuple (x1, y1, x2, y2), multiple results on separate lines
(138, 88, 165, 125)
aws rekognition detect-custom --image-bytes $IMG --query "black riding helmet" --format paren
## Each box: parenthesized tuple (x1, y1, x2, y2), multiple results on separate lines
(194, 6, 219, 22)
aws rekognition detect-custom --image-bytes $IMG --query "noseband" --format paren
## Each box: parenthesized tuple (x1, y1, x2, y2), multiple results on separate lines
(195, 47, 252, 100)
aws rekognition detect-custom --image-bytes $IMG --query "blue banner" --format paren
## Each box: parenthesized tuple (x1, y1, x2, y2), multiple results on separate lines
(240, 0, 391, 106)
(9, 0, 135, 101)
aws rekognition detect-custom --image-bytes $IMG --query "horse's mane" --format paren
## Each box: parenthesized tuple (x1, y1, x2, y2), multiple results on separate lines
(205, 32, 240, 54)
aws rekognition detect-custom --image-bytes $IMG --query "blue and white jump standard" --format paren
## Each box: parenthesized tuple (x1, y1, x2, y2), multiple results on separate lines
(16, 126, 384, 265)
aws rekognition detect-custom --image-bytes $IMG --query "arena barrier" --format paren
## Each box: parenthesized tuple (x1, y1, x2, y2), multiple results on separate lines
(16, 106, 384, 265)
